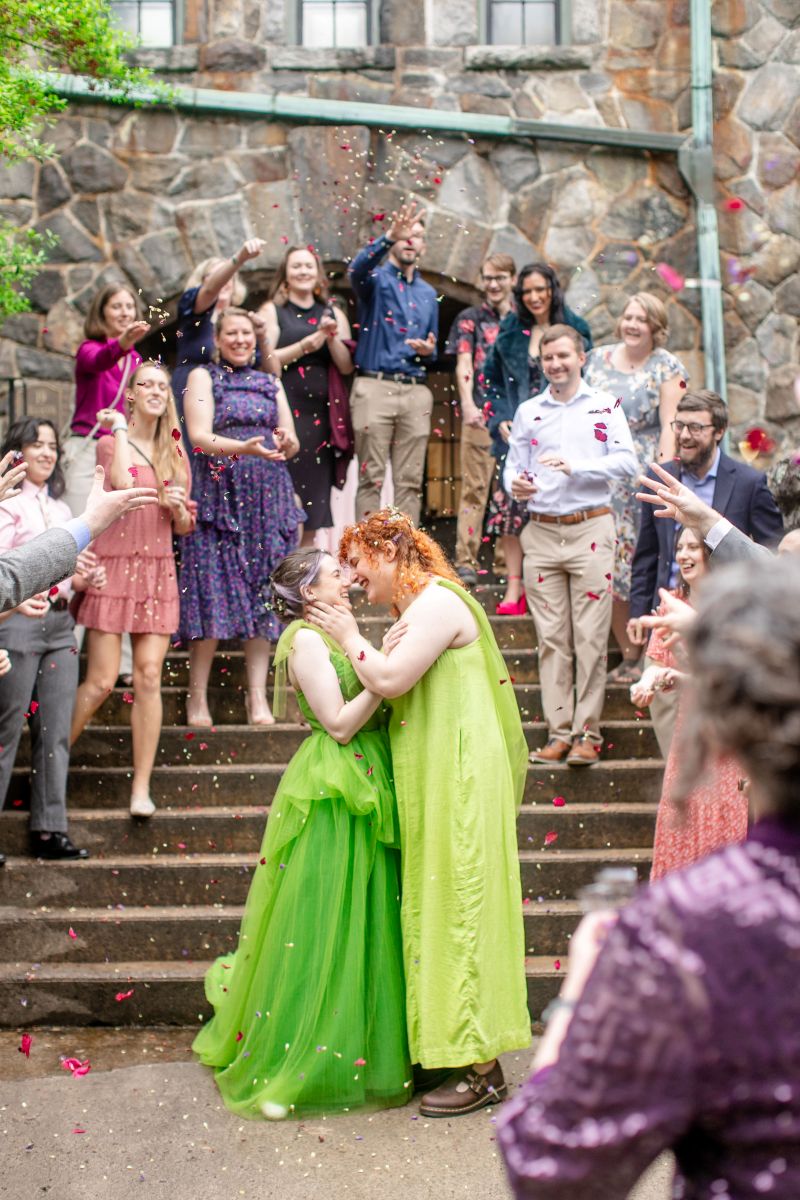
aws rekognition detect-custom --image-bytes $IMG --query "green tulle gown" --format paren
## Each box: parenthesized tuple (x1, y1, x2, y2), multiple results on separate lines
(389, 580, 531, 1068)
(193, 623, 412, 1118)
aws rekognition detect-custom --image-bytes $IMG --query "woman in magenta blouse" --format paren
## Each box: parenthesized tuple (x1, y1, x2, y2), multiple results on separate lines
(62, 282, 150, 516)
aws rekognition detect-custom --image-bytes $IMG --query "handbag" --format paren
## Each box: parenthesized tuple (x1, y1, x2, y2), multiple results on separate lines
(327, 338, 356, 491)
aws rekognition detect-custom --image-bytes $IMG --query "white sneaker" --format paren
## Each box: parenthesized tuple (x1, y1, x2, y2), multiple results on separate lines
(130, 795, 156, 819)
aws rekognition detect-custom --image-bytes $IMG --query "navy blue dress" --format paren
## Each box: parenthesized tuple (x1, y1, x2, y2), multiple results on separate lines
(171, 286, 215, 415)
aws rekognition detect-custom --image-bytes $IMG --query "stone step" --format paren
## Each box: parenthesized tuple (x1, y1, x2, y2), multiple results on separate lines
(93, 682, 642, 726)
(0, 803, 658, 857)
(0, 847, 651, 910)
(136, 643, 622, 690)
(5, 757, 663, 808)
(0, 900, 585, 964)
(0, 955, 569, 1027)
(43, 720, 656, 769)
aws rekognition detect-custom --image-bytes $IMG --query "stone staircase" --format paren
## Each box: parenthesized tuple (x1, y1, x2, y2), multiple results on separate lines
(0, 587, 660, 1029)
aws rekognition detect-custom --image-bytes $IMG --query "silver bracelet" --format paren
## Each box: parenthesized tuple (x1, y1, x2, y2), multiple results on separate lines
(111, 421, 128, 434)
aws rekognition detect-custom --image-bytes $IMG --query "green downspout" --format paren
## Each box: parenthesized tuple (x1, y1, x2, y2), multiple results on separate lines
(679, 1, 728, 400)
(46, 65, 725, 396)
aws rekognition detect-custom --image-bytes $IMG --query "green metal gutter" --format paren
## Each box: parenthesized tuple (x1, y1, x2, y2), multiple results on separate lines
(45, 72, 684, 153)
(45, 66, 726, 395)
(680, 0, 727, 401)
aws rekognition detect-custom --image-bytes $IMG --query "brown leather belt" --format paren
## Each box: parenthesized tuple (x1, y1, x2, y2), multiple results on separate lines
(528, 505, 612, 526)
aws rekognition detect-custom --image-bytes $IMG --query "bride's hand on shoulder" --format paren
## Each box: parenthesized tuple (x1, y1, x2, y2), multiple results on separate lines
(382, 619, 409, 656)
(307, 600, 360, 645)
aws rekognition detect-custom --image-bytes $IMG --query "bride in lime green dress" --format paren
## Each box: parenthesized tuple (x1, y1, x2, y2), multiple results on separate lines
(192, 548, 411, 1119)
(309, 510, 531, 1119)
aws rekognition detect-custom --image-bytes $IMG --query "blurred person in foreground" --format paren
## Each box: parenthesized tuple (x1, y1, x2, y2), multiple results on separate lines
(498, 553, 800, 1198)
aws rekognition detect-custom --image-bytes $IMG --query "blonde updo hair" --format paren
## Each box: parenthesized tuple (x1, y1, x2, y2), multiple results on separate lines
(615, 291, 669, 348)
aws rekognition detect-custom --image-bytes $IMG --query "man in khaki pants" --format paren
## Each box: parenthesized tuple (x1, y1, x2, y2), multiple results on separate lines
(446, 254, 517, 584)
(505, 325, 637, 767)
(348, 201, 439, 525)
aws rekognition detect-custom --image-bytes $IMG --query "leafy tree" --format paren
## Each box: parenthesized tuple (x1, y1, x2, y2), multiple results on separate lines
(0, 0, 162, 319)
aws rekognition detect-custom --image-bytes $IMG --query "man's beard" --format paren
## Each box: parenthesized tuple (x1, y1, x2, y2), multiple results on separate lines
(680, 441, 716, 473)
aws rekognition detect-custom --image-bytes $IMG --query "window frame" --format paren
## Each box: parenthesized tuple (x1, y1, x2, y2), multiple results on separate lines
(481, 0, 571, 46)
(294, 0, 379, 48)
(110, 0, 182, 47)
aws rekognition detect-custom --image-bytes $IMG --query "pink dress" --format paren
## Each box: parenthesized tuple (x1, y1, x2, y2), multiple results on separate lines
(647, 613, 748, 880)
(74, 438, 185, 635)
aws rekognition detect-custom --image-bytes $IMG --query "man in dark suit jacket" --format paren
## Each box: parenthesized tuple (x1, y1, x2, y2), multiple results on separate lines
(629, 389, 783, 625)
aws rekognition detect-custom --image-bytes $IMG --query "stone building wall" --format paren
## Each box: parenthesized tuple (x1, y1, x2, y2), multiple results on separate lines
(0, 0, 797, 444)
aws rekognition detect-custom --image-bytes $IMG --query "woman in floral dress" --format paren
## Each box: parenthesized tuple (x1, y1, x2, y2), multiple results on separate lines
(179, 308, 302, 727)
(584, 292, 688, 680)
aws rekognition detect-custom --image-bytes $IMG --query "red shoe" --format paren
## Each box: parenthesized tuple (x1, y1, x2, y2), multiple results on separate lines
(495, 594, 528, 615)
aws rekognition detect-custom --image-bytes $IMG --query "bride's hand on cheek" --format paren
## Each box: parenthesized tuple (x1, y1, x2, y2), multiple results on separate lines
(307, 600, 360, 644)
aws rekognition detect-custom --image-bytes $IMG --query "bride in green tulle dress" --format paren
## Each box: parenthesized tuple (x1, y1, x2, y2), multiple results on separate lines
(192, 548, 411, 1119)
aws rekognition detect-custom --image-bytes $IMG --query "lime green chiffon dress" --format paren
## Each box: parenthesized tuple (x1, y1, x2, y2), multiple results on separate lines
(193, 622, 411, 1118)
(389, 580, 531, 1068)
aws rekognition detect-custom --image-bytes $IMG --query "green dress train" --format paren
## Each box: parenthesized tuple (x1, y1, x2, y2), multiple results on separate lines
(193, 622, 411, 1117)
(389, 580, 531, 1068)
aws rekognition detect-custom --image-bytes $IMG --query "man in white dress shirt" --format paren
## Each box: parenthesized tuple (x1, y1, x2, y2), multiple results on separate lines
(504, 325, 637, 766)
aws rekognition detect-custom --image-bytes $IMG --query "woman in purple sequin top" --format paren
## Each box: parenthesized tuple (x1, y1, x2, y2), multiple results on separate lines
(179, 308, 302, 728)
(499, 556, 800, 1199)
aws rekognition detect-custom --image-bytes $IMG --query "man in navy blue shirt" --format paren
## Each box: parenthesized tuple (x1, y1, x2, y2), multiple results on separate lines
(348, 201, 439, 525)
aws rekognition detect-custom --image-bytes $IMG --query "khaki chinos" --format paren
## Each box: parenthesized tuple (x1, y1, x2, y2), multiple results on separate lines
(455, 421, 495, 569)
(521, 511, 615, 745)
(351, 373, 433, 526)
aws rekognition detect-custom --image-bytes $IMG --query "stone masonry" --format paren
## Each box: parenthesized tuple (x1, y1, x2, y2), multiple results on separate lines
(0, 0, 797, 442)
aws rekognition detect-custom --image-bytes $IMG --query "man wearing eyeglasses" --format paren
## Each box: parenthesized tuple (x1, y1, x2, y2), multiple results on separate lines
(445, 254, 517, 585)
(628, 387, 783, 750)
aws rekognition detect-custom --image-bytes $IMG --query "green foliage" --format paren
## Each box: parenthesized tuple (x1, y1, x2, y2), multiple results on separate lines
(0, 220, 58, 319)
(0, 0, 167, 320)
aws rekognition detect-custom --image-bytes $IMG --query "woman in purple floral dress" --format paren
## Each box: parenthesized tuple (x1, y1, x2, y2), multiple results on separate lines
(180, 307, 302, 727)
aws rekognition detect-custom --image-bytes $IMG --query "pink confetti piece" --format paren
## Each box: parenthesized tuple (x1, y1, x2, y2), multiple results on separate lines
(19, 1033, 32, 1057)
(115, 989, 134, 1002)
(544, 831, 558, 846)
(586, 591, 601, 601)
(122, 692, 134, 704)
(68, 927, 77, 939)
(29, 701, 39, 715)
(61, 1057, 91, 1078)
(655, 262, 685, 291)
(48, 586, 59, 597)
(552, 796, 566, 807)
(128, 466, 138, 478)
(725, 197, 744, 211)
(357, 651, 366, 661)
(72, 1128, 87, 1134)
(171, 429, 181, 440)
(354, 1057, 367, 1066)
(235, 1031, 244, 1042)
(554, 959, 562, 971)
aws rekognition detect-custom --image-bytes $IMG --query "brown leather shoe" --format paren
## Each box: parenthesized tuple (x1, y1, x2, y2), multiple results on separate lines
(529, 737, 572, 764)
(419, 1062, 507, 1117)
(566, 736, 600, 767)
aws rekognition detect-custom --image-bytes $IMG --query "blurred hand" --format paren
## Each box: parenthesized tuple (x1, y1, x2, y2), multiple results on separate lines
(626, 617, 648, 646)
(118, 321, 150, 351)
(386, 200, 423, 245)
(163, 484, 187, 514)
(498, 420, 513, 444)
(510, 473, 538, 502)
(273, 427, 299, 460)
(0, 649, 11, 677)
(235, 238, 266, 266)
(382, 619, 409, 655)
(639, 589, 697, 649)
(0, 451, 28, 503)
(637, 463, 720, 538)
(539, 452, 572, 476)
(96, 408, 124, 430)
(461, 402, 485, 429)
(82, 465, 159, 540)
(302, 327, 329, 353)
(17, 593, 49, 619)
(406, 332, 436, 357)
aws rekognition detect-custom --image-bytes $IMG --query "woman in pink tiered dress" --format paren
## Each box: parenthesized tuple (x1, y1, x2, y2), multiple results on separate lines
(70, 361, 194, 818)
(631, 526, 748, 879)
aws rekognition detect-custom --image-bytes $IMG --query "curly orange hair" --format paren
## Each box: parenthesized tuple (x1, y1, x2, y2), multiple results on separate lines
(339, 509, 463, 611)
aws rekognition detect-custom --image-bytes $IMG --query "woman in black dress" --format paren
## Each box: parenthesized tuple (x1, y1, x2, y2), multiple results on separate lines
(260, 247, 353, 545)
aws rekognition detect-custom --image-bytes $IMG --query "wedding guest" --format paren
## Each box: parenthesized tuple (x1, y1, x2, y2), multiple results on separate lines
(171, 240, 278, 417)
(69, 362, 194, 819)
(63, 282, 150, 516)
(584, 292, 688, 679)
(485, 263, 592, 614)
(348, 201, 438, 525)
(309, 510, 530, 1117)
(446, 254, 517, 586)
(505, 325, 636, 766)
(0, 419, 104, 860)
(629, 389, 783, 753)
(631, 526, 747, 878)
(260, 245, 354, 544)
(498, 555, 800, 1200)
(194, 548, 410, 1118)
(180, 308, 302, 728)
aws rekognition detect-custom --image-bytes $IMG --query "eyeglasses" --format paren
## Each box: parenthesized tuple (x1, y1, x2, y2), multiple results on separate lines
(482, 274, 510, 284)
(671, 420, 715, 435)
